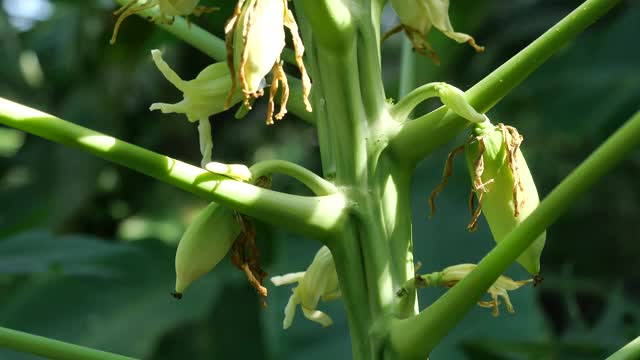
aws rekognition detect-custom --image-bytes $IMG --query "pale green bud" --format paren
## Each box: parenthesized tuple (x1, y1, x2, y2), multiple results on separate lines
(435, 83, 487, 124)
(204, 162, 252, 182)
(173, 202, 241, 298)
(271, 246, 341, 329)
(464, 122, 546, 275)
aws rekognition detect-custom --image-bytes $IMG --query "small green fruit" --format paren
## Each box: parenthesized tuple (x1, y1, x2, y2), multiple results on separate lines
(173, 202, 241, 298)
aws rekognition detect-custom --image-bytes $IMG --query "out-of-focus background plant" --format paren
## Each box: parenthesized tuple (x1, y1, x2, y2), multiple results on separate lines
(0, 0, 638, 359)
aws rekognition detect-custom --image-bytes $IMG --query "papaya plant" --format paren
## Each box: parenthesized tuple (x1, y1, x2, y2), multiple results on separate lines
(0, 0, 639, 359)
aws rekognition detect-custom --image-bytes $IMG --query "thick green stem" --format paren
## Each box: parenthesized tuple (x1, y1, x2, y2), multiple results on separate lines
(0, 97, 345, 239)
(389, 110, 640, 358)
(389, 0, 621, 164)
(249, 160, 337, 196)
(298, 2, 415, 359)
(0, 326, 136, 360)
(112, 0, 311, 124)
(298, 0, 354, 52)
(606, 336, 640, 360)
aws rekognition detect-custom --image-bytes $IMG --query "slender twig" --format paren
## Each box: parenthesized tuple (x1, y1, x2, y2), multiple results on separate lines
(0, 326, 137, 360)
(249, 160, 337, 196)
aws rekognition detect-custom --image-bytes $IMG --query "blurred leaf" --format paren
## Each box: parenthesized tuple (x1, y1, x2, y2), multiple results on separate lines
(0, 239, 223, 359)
(0, 230, 134, 277)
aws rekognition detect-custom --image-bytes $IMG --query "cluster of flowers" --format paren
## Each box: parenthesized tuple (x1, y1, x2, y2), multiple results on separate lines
(110, 0, 540, 329)
(112, 0, 312, 168)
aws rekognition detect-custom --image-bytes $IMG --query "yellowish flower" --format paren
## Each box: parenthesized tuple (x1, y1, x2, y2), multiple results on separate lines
(149, 49, 242, 167)
(224, 0, 312, 124)
(422, 263, 532, 316)
(387, 0, 483, 63)
(271, 246, 341, 329)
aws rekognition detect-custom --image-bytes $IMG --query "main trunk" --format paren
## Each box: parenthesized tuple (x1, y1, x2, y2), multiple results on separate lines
(299, 2, 418, 358)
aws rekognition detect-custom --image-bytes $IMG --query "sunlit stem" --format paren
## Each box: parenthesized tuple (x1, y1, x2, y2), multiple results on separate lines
(250, 160, 337, 196)
(606, 336, 640, 360)
(0, 326, 137, 360)
(0, 97, 345, 239)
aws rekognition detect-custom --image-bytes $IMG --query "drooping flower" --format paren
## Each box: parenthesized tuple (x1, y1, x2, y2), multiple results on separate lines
(148, 49, 242, 167)
(110, 0, 218, 44)
(429, 118, 546, 275)
(419, 263, 532, 316)
(224, 0, 312, 124)
(463, 122, 546, 275)
(271, 246, 341, 329)
(387, 0, 484, 63)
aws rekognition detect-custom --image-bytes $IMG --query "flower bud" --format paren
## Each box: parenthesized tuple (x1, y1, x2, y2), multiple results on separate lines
(387, 0, 483, 62)
(225, 0, 312, 124)
(464, 122, 546, 275)
(271, 246, 341, 329)
(173, 202, 241, 298)
(204, 162, 252, 182)
(435, 83, 487, 124)
(149, 49, 242, 167)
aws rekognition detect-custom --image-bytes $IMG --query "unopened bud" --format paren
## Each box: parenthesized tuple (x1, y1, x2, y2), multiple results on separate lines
(173, 203, 241, 298)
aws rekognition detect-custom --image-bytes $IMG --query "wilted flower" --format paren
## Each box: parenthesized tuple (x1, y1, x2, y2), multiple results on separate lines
(429, 119, 546, 275)
(149, 49, 242, 167)
(110, 0, 218, 44)
(271, 246, 341, 329)
(463, 122, 546, 275)
(387, 0, 483, 63)
(424, 263, 532, 316)
(224, 0, 312, 124)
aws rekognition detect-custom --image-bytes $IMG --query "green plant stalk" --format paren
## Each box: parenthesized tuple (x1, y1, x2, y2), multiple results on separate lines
(389, 0, 621, 164)
(0, 97, 345, 239)
(249, 160, 337, 196)
(606, 336, 640, 360)
(0, 326, 137, 360)
(112, 0, 311, 124)
(389, 82, 440, 121)
(398, 39, 416, 100)
(389, 110, 640, 358)
(298, 1, 416, 358)
(299, 0, 354, 51)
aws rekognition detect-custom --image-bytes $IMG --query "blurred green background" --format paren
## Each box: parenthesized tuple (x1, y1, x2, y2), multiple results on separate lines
(0, 0, 638, 359)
